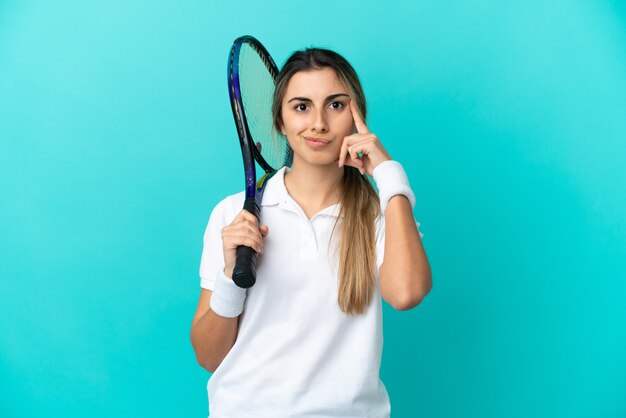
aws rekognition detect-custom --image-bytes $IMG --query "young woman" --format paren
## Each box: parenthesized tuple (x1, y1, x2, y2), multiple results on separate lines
(191, 47, 431, 417)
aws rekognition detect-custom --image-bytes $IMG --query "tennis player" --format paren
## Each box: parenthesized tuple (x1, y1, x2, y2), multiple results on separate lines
(191, 47, 432, 417)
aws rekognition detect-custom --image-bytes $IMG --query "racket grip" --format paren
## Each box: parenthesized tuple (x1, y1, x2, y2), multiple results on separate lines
(232, 245, 257, 288)
(232, 197, 261, 288)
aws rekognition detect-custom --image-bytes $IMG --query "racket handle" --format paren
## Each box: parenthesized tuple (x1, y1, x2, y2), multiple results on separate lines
(232, 197, 260, 288)
(232, 245, 257, 288)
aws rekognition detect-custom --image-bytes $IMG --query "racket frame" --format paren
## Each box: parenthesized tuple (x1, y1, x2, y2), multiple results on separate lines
(226, 35, 284, 288)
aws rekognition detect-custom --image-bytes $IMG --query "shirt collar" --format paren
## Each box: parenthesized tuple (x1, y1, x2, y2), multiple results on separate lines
(260, 166, 289, 207)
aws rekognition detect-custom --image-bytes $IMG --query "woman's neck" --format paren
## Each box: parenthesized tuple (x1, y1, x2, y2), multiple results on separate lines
(283, 159, 343, 219)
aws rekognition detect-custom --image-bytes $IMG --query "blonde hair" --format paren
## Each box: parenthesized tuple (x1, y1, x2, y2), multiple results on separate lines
(272, 48, 381, 315)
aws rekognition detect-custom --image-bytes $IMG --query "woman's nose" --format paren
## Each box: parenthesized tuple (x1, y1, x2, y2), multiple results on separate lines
(311, 109, 329, 133)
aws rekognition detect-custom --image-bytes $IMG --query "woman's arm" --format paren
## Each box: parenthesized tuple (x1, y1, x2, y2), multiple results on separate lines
(378, 196, 432, 311)
(339, 99, 431, 311)
(191, 208, 267, 372)
(190, 289, 240, 372)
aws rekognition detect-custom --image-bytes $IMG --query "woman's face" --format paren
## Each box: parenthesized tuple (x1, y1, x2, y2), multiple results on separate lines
(279, 67, 355, 168)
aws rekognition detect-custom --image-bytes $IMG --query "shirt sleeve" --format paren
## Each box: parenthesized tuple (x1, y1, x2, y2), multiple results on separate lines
(375, 215, 424, 271)
(199, 199, 230, 291)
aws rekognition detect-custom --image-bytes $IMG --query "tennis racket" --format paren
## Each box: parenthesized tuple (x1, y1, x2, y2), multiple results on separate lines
(227, 35, 293, 288)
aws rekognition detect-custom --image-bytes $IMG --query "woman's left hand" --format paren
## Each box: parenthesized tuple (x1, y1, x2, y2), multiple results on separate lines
(338, 99, 392, 176)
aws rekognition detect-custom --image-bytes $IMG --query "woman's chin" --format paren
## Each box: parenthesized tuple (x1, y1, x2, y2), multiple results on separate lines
(293, 153, 342, 169)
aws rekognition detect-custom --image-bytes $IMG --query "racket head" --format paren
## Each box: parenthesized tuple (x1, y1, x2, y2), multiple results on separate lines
(228, 35, 292, 183)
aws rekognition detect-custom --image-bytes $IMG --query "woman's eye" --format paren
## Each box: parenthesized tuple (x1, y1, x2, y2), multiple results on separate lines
(294, 103, 308, 112)
(294, 102, 344, 111)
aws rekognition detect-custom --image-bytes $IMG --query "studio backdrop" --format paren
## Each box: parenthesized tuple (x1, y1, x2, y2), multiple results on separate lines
(1, 1, 625, 417)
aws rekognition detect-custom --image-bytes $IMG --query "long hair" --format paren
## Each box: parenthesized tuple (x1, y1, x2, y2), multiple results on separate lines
(272, 48, 381, 315)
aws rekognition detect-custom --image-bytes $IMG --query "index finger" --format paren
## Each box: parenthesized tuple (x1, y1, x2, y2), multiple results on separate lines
(234, 209, 259, 225)
(350, 99, 370, 134)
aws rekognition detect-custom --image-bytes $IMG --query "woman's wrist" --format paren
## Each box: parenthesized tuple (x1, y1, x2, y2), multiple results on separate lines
(209, 270, 247, 318)
(372, 160, 416, 214)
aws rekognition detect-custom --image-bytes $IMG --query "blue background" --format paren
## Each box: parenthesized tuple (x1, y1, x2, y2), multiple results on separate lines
(1, 1, 625, 417)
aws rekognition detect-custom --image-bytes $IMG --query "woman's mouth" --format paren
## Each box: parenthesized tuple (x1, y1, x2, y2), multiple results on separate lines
(304, 136, 331, 149)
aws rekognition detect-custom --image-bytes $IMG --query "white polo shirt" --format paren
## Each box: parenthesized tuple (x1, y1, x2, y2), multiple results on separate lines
(199, 166, 422, 418)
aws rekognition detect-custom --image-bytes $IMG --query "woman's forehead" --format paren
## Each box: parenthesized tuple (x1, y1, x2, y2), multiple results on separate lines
(284, 68, 348, 98)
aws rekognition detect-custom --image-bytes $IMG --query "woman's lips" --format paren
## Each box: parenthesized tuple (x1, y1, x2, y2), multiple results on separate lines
(304, 136, 331, 149)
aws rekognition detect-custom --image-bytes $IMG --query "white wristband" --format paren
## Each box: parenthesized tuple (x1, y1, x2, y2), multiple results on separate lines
(209, 270, 247, 318)
(372, 160, 416, 214)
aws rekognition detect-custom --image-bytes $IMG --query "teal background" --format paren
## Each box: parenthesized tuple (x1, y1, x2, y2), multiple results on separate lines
(1, 0, 625, 417)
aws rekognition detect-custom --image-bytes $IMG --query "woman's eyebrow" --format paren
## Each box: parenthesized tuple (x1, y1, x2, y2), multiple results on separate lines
(287, 93, 350, 103)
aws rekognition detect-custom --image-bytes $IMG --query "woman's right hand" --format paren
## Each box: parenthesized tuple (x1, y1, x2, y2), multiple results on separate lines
(221, 210, 269, 278)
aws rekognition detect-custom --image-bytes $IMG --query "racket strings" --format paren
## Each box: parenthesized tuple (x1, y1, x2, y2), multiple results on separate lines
(238, 43, 290, 171)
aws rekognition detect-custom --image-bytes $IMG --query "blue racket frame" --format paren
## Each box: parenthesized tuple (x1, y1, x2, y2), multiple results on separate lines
(226, 35, 286, 288)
